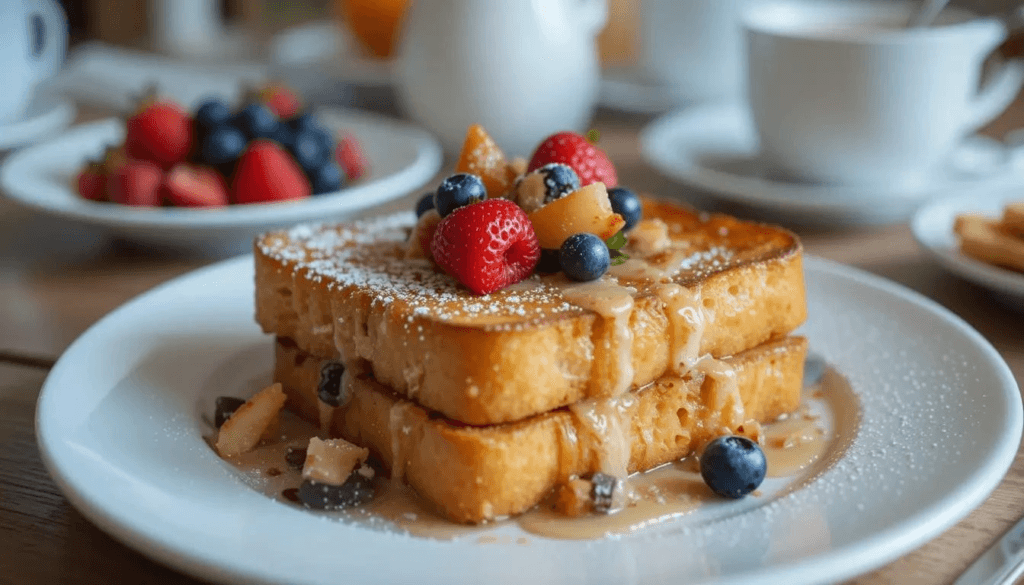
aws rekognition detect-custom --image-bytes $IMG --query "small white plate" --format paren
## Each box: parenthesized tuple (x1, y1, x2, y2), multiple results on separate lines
(912, 189, 1024, 305)
(641, 104, 1024, 226)
(598, 66, 689, 114)
(0, 94, 75, 151)
(0, 109, 442, 255)
(36, 255, 1021, 585)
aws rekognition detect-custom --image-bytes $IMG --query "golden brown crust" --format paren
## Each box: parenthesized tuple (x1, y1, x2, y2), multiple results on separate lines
(255, 198, 807, 425)
(274, 335, 807, 523)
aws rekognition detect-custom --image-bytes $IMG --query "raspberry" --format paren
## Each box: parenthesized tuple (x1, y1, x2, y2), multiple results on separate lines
(431, 199, 541, 295)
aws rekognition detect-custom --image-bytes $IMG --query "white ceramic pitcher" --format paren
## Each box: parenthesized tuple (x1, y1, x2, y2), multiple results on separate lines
(0, 0, 66, 122)
(394, 0, 607, 157)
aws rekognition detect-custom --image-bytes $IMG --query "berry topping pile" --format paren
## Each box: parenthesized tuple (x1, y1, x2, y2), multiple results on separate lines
(410, 125, 644, 295)
(74, 84, 367, 208)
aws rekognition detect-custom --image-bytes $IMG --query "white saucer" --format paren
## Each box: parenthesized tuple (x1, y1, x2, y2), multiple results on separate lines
(641, 104, 1024, 226)
(0, 95, 75, 151)
(598, 66, 689, 114)
(0, 108, 442, 255)
(912, 188, 1024, 306)
(35, 255, 1021, 585)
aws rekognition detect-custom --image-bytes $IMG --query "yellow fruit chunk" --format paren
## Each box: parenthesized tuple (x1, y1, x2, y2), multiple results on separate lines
(215, 383, 287, 457)
(527, 182, 626, 250)
(455, 124, 514, 198)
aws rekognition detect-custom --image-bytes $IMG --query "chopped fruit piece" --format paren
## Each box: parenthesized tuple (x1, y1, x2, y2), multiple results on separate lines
(554, 478, 593, 517)
(234, 102, 280, 141)
(200, 125, 247, 166)
(512, 163, 580, 213)
(232, 140, 311, 204)
(256, 83, 302, 119)
(434, 173, 486, 217)
(700, 435, 767, 499)
(162, 164, 229, 207)
(193, 98, 232, 131)
(414, 192, 435, 217)
(629, 218, 671, 256)
(76, 162, 107, 201)
(608, 186, 642, 231)
(455, 124, 514, 198)
(528, 131, 618, 187)
(125, 100, 193, 167)
(560, 233, 610, 282)
(527, 182, 625, 250)
(214, 396, 245, 428)
(302, 437, 370, 485)
(215, 383, 287, 457)
(107, 159, 163, 206)
(337, 133, 368, 181)
(298, 473, 375, 509)
(317, 361, 347, 406)
(406, 208, 441, 261)
(431, 199, 541, 295)
(310, 162, 344, 195)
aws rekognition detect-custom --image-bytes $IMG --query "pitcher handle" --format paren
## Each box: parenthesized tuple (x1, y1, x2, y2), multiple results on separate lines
(29, 0, 67, 83)
(577, 0, 608, 35)
(966, 57, 1024, 131)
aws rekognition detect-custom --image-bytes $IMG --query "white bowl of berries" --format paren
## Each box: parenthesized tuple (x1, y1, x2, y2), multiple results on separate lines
(0, 86, 442, 255)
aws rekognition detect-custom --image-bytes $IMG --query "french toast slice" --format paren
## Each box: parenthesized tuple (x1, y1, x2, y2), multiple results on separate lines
(255, 198, 806, 425)
(954, 213, 1024, 272)
(274, 335, 807, 524)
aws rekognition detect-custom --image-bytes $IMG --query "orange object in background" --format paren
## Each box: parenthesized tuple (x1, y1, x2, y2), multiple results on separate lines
(337, 0, 411, 58)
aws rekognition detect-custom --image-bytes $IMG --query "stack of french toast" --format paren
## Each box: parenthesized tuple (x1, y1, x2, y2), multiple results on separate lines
(252, 127, 809, 523)
(955, 200, 1024, 272)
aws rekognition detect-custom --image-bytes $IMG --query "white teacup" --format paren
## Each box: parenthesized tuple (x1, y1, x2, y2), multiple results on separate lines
(0, 0, 67, 123)
(744, 1, 1024, 190)
(641, 0, 757, 103)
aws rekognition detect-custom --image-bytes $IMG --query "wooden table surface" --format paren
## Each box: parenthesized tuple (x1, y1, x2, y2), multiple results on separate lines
(2, 94, 1024, 585)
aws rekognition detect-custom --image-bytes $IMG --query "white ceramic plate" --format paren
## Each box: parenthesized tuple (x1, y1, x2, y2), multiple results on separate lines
(0, 109, 441, 254)
(36, 255, 1021, 585)
(0, 94, 75, 151)
(641, 104, 1024, 226)
(912, 188, 1024, 305)
(598, 66, 688, 114)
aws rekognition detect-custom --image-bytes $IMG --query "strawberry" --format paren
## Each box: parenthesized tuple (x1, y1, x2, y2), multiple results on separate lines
(162, 164, 229, 207)
(107, 159, 163, 206)
(431, 199, 540, 295)
(336, 133, 368, 181)
(125, 100, 193, 167)
(527, 131, 618, 188)
(76, 162, 107, 201)
(232, 140, 311, 204)
(254, 83, 302, 119)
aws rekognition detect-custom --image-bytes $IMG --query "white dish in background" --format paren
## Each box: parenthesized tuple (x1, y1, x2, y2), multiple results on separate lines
(0, 109, 442, 255)
(640, 103, 1024, 226)
(0, 94, 75, 151)
(36, 255, 1021, 585)
(912, 189, 1024, 305)
(598, 66, 690, 114)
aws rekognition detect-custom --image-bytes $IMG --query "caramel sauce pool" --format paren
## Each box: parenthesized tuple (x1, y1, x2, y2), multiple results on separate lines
(213, 367, 856, 541)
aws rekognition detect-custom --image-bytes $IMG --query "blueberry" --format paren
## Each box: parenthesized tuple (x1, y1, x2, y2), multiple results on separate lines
(311, 162, 344, 195)
(608, 187, 642, 231)
(590, 472, 618, 513)
(285, 447, 307, 470)
(536, 163, 580, 204)
(318, 361, 346, 406)
(415, 192, 435, 217)
(434, 173, 486, 217)
(235, 103, 280, 140)
(200, 125, 247, 165)
(699, 435, 767, 499)
(291, 130, 330, 173)
(289, 112, 317, 134)
(214, 396, 245, 427)
(559, 233, 610, 281)
(298, 472, 375, 510)
(194, 98, 232, 130)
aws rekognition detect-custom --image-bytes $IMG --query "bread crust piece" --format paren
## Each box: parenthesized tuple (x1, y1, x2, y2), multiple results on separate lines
(274, 335, 807, 524)
(256, 198, 807, 425)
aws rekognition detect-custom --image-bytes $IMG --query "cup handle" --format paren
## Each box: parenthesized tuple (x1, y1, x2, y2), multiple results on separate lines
(29, 0, 68, 83)
(576, 0, 608, 35)
(966, 57, 1024, 131)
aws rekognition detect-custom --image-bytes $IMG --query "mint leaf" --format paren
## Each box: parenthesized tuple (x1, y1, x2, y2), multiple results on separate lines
(605, 231, 627, 250)
(586, 129, 601, 144)
(609, 248, 629, 265)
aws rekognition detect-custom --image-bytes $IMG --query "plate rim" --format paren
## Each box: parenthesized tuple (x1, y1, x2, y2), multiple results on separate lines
(0, 108, 442, 231)
(34, 255, 1022, 585)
